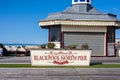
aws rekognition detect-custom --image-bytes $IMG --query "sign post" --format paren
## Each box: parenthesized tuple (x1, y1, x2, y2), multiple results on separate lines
(31, 50, 91, 66)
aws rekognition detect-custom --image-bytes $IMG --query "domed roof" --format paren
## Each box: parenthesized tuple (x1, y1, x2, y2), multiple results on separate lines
(40, 0, 118, 21)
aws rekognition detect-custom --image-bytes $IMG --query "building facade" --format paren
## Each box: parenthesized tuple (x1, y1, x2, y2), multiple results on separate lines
(39, 0, 120, 56)
(116, 38, 120, 43)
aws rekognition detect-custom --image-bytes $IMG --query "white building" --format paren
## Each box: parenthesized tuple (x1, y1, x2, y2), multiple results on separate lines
(39, 0, 120, 56)
(116, 38, 120, 43)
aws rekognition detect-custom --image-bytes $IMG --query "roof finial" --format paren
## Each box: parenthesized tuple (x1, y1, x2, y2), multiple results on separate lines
(72, 0, 91, 5)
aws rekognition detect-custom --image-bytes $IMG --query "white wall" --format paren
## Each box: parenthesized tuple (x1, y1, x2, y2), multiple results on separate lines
(116, 38, 120, 43)
(62, 25, 107, 32)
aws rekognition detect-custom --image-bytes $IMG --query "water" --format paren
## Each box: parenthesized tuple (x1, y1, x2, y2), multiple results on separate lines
(3, 43, 41, 47)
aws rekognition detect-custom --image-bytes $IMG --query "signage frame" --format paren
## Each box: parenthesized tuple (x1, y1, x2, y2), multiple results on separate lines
(30, 49, 91, 66)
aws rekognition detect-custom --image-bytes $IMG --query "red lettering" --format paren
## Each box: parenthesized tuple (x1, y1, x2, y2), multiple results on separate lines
(34, 55, 38, 60)
(34, 55, 87, 61)
(39, 56, 44, 60)
(78, 56, 87, 61)
(84, 56, 87, 60)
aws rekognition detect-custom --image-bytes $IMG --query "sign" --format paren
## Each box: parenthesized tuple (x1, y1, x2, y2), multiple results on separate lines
(30, 50, 91, 66)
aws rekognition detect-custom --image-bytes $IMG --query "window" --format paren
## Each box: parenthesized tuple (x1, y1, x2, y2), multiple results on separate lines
(50, 27, 60, 42)
(80, 0, 85, 2)
(74, 0, 78, 2)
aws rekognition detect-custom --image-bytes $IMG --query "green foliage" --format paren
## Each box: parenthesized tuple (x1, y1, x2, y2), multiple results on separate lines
(0, 64, 120, 68)
(66, 45, 77, 49)
(47, 43, 55, 49)
(81, 43, 89, 50)
(41, 44, 46, 49)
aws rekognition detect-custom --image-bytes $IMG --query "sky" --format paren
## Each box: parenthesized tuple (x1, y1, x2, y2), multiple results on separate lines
(0, 0, 120, 44)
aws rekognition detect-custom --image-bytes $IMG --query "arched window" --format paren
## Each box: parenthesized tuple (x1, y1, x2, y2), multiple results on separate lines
(74, 0, 78, 2)
(72, 0, 91, 4)
(80, 0, 85, 2)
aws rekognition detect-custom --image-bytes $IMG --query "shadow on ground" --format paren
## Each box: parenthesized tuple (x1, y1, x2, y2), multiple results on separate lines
(90, 62, 102, 66)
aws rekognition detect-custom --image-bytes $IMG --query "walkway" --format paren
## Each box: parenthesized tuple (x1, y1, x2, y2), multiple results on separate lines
(0, 68, 120, 80)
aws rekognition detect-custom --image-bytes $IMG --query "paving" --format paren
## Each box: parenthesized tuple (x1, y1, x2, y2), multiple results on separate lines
(0, 68, 120, 80)
(0, 56, 120, 80)
(0, 56, 31, 64)
(91, 57, 120, 64)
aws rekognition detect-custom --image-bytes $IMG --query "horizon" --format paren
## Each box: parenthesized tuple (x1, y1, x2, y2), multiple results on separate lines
(3, 43, 42, 45)
(0, 0, 120, 44)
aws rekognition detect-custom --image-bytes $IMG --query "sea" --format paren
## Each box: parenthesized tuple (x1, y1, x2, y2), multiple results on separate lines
(3, 43, 41, 47)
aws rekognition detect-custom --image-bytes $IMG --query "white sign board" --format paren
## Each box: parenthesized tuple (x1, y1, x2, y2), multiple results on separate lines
(31, 50, 91, 66)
